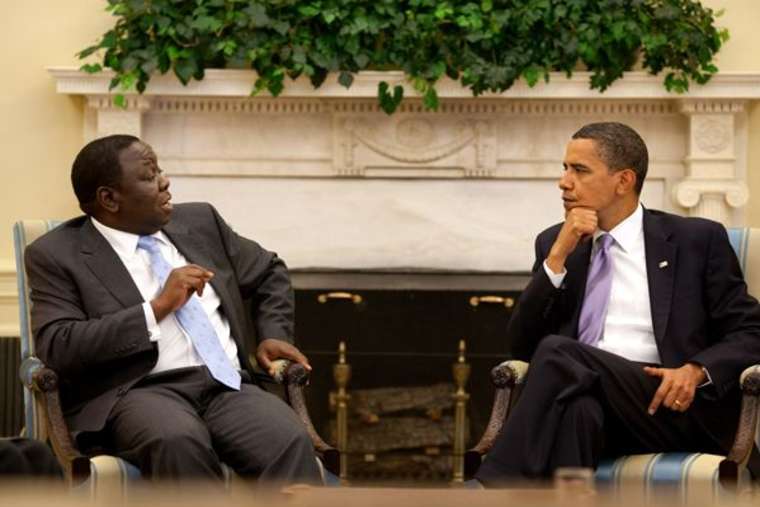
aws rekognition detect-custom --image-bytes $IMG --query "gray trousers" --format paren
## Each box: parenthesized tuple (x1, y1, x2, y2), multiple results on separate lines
(102, 366, 321, 484)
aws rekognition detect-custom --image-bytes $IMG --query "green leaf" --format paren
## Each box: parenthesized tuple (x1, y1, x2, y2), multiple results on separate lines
(190, 15, 222, 32)
(80, 63, 103, 73)
(298, 5, 320, 17)
(77, 45, 100, 60)
(338, 71, 354, 88)
(354, 53, 370, 68)
(422, 87, 438, 110)
(378, 81, 403, 115)
(113, 94, 126, 108)
(246, 3, 270, 27)
(174, 58, 198, 85)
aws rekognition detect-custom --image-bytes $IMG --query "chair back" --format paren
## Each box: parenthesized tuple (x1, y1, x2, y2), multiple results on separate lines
(727, 228, 760, 294)
(13, 220, 62, 440)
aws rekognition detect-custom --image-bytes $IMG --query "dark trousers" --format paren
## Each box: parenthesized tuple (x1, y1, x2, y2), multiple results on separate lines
(97, 367, 321, 484)
(475, 335, 725, 486)
(0, 437, 62, 477)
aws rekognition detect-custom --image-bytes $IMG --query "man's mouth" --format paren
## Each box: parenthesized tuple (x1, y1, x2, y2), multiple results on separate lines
(160, 194, 173, 212)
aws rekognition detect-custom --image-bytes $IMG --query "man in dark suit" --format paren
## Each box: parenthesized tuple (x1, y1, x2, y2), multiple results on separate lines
(475, 122, 760, 485)
(25, 135, 322, 483)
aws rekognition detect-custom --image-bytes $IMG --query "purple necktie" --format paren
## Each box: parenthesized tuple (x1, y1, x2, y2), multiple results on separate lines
(577, 234, 615, 347)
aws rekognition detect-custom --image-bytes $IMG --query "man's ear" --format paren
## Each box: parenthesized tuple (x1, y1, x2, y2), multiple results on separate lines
(95, 186, 119, 213)
(616, 169, 637, 195)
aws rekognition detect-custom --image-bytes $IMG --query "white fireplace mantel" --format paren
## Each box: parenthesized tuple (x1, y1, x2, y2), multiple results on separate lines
(49, 68, 760, 271)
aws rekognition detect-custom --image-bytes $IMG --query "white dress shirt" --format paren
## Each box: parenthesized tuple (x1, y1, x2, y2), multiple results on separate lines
(544, 204, 661, 364)
(91, 218, 241, 374)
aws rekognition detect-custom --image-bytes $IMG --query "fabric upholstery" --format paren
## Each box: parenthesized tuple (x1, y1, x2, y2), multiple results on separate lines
(14, 220, 61, 441)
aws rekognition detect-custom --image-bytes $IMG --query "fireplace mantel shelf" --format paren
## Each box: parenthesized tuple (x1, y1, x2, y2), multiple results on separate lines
(49, 67, 760, 100)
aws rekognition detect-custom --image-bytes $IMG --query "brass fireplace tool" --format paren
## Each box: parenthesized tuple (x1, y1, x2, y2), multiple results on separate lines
(332, 340, 351, 483)
(451, 339, 471, 484)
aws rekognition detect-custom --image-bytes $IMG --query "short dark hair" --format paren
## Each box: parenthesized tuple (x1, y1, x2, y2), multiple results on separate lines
(71, 134, 140, 212)
(572, 122, 648, 194)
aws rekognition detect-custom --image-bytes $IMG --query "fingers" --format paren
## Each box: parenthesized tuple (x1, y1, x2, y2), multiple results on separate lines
(648, 378, 669, 415)
(286, 347, 312, 371)
(566, 208, 598, 238)
(645, 366, 696, 414)
(256, 351, 272, 373)
(643, 366, 662, 377)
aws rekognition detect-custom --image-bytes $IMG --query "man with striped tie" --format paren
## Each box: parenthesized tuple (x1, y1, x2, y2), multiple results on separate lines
(475, 122, 760, 486)
(25, 135, 321, 484)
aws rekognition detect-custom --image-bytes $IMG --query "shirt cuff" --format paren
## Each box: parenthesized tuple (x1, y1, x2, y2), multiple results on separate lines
(543, 260, 567, 289)
(142, 302, 161, 342)
(697, 366, 713, 388)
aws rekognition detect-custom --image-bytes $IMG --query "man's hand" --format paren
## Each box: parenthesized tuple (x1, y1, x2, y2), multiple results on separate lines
(546, 208, 598, 274)
(256, 338, 312, 377)
(150, 264, 214, 321)
(644, 363, 706, 415)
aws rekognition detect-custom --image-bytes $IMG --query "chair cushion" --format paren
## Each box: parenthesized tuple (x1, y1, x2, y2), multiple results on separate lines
(78, 454, 334, 496)
(596, 453, 752, 501)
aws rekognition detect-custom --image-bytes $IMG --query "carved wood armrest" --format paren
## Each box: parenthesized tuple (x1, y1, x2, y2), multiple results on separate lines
(19, 357, 90, 485)
(282, 362, 340, 476)
(719, 364, 760, 487)
(464, 360, 529, 479)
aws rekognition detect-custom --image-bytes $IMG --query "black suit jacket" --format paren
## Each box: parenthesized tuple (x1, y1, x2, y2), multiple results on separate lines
(508, 207, 760, 450)
(25, 203, 294, 434)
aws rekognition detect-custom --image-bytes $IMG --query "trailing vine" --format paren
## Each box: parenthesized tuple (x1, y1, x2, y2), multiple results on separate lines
(80, 0, 728, 113)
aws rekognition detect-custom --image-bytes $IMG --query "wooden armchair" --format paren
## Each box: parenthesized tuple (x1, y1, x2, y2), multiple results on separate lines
(465, 227, 760, 498)
(14, 219, 339, 489)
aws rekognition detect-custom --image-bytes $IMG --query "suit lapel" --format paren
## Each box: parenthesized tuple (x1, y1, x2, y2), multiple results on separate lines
(643, 209, 677, 347)
(80, 219, 144, 309)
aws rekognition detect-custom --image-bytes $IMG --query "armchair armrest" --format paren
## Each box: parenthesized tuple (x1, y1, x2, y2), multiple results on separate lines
(464, 360, 529, 479)
(719, 364, 760, 487)
(266, 359, 340, 476)
(19, 357, 90, 485)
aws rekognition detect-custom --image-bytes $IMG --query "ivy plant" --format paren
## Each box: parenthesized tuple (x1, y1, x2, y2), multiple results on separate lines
(79, 0, 728, 114)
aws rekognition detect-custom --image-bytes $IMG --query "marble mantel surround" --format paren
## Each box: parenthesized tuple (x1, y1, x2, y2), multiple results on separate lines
(49, 68, 760, 273)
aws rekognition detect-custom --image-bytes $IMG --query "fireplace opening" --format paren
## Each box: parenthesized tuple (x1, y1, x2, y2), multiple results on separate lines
(291, 270, 529, 483)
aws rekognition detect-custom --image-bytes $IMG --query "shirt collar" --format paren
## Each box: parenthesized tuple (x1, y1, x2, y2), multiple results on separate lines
(90, 217, 166, 257)
(593, 202, 643, 253)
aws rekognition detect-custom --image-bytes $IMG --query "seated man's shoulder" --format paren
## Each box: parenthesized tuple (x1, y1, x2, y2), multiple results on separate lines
(537, 222, 564, 243)
(170, 201, 217, 220)
(648, 208, 724, 236)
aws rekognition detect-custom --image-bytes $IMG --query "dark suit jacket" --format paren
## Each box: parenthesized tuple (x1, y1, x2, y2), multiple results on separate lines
(508, 207, 760, 451)
(25, 202, 295, 434)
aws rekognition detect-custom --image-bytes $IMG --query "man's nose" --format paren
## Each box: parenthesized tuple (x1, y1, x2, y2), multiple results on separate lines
(159, 173, 170, 190)
(559, 171, 571, 190)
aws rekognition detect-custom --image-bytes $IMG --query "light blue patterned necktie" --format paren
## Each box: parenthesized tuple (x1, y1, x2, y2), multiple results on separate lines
(577, 233, 615, 347)
(137, 235, 241, 390)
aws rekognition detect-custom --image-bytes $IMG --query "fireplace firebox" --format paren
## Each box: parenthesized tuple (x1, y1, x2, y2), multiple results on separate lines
(290, 270, 529, 482)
